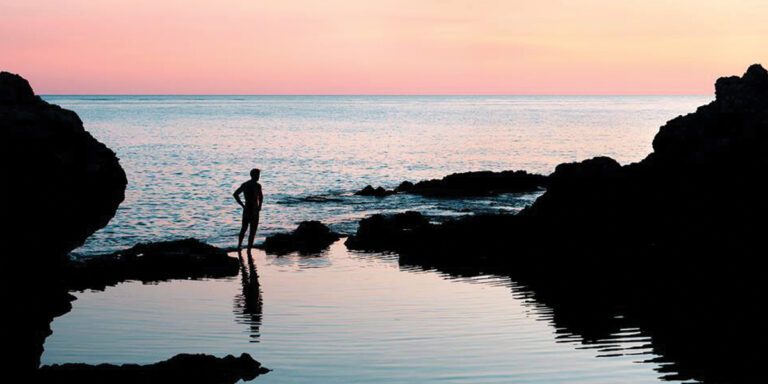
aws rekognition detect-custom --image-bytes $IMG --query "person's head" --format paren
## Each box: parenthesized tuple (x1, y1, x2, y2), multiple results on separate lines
(250, 168, 261, 181)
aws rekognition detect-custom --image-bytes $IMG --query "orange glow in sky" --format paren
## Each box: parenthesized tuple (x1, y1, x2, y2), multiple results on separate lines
(2, 0, 767, 94)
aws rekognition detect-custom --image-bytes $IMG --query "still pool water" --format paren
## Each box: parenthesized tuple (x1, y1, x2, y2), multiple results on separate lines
(43, 241, 691, 383)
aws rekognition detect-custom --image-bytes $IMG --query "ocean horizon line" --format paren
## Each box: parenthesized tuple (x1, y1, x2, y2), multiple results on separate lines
(41, 93, 710, 97)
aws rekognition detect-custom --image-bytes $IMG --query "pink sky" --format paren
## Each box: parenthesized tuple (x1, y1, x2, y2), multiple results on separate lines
(2, 0, 767, 95)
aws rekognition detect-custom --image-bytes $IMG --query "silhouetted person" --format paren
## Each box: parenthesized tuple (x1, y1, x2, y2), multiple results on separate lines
(234, 169, 264, 250)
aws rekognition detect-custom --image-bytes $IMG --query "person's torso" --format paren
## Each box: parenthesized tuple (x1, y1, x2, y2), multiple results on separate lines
(242, 181, 261, 206)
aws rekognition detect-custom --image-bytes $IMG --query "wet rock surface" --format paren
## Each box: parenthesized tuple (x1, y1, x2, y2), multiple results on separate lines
(36, 353, 269, 383)
(263, 221, 341, 255)
(346, 65, 768, 383)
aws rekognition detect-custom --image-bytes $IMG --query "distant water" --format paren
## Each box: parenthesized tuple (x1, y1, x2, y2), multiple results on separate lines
(43, 95, 709, 255)
(43, 242, 692, 383)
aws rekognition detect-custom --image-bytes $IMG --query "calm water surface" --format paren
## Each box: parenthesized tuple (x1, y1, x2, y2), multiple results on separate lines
(43, 242, 690, 383)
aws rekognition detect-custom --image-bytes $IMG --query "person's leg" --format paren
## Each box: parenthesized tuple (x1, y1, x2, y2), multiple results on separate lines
(247, 213, 260, 249)
(238, 213, 249, 249)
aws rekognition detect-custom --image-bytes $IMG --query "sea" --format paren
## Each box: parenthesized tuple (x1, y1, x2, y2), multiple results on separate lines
(40, 95, 709, 383)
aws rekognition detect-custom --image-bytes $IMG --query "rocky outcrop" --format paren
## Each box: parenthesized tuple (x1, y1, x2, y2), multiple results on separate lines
(355, 185, 396, 197)
(37, 353, 269, 383)
(263, 221, 341, 255)
(1, 71, 127, 372)
(344, 211, 430, 252)
(66, 238, 240, 291)
(396, 170, 547, 197)
(1, 71, 127, 262)
(349, 65, 768, 262)
(522, 63, 768, 253)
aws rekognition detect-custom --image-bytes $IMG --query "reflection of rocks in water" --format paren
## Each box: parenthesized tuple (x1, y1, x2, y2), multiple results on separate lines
(234, 250, 263, 342)
(398, 259, 755, 383)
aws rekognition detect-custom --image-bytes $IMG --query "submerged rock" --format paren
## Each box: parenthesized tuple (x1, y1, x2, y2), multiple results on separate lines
(263, 221, 341, 255)
(66, 238, 240, 291)
(0, 71, 127, 263)
(37, 353, 269, 383)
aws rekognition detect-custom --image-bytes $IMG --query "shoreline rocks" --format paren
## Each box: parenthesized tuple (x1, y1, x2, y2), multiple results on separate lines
(355, 185, 396, 197)
(263, 221, 341, 255)
(37, 353, 269, 383)
(354, 170, 548, 199)
(397, 170, 547, 197)
(66, 238, 241, 291)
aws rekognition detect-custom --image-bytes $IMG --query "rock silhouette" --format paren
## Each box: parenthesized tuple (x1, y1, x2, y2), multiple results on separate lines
(37, 353, 269, 383)
(66, 238, 241, 291)
(345, 64, 768, 383)
(354, 170, 547, 198)
(1, 71, 127, 263)
(397, 170, 547, 197)
(355, 185, 396, 196)
(263, 221, 341, 255)
(1, 71, 127, 372)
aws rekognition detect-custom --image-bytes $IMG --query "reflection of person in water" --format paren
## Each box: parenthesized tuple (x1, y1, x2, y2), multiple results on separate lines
(233, 168, 264, 250)
(236, 249, 262, 342)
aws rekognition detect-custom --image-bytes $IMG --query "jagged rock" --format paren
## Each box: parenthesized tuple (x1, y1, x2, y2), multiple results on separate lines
(522, 63, 768, 251)
(398, 170, 547, 197)
(263, 221, 341, 255)
(66, 238, 240, 291)
(1, 71, 127, 262)
(36, 353, 269, 383)
(355, 185, 395, 196)
(1, 71, 127, 372)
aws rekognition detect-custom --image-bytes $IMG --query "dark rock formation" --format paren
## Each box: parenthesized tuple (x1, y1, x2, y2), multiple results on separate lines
(1, 71, 127, 372)
(344, 211, 430, 252)
(396, 170, 547, 197)
(263, 221, 341, 255)
(66, 238, 240, 291)
(355, 185, 395, 197)
(345, 65, 768, 383)
(36, 353, 269, 383)
(345, 212, 527, 272)
(1, 71, 127, 263)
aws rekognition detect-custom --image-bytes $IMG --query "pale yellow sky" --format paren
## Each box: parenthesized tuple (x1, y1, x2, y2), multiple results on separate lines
(1, 0, 766, 94)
